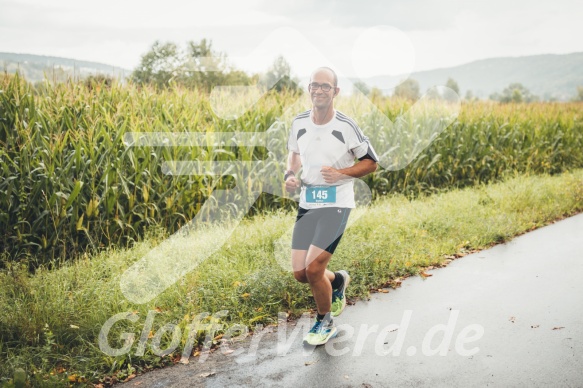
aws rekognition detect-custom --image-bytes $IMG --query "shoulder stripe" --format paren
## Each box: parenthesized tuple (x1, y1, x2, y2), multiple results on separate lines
(336, 111, 358, 124)
(336, 115, 364, 142)
(336, 111, 362, 133)
(293, 110, 311, 122)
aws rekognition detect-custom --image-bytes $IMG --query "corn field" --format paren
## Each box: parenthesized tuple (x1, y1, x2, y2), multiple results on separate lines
(1, 73, 582, 266)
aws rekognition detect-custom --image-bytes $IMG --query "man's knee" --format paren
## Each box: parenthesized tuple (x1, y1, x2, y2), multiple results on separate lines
(305, 263, 325, 282)
(293, 270, 308, 283)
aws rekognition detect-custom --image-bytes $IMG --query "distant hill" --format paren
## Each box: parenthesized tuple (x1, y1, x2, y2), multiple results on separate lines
(0, 52, 130, 83)
(3, 52, 582, 100)
(362, 52, 583, 101)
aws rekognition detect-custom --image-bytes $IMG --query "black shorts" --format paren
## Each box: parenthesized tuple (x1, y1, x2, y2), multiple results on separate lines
(291, 207, 351, 254)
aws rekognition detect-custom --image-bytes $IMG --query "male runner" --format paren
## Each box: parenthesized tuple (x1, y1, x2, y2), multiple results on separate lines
(285, 67, 378, 346)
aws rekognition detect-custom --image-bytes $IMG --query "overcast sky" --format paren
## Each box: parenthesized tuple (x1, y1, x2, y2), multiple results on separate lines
(1, 0, 581, 80)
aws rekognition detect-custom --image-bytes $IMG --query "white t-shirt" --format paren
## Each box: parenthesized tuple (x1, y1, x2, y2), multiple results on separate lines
(287, 109, 378, 209)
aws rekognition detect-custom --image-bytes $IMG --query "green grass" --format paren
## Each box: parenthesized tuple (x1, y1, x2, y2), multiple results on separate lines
(1, 170, 583, 386)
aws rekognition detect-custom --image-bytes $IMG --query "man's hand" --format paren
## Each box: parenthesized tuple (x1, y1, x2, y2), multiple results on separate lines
(285, 176, 300, 193)
(321, 166, 349, 184)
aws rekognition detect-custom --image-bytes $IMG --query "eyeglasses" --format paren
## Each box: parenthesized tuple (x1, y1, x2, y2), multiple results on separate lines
(309, 82, 335, 92)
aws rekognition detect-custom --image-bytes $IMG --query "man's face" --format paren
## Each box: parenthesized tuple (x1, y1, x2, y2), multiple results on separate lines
(309, 70, 338, 109)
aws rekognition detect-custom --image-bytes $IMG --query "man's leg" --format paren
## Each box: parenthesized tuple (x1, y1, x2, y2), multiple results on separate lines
(291, 249, 309, 283)
(305, 244, 335, 315)
(292, 248, 335, 284)
(291, 207, 319, 284)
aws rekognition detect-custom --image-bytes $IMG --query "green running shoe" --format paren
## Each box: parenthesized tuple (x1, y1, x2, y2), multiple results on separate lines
(331, 270, 350, 317)
(303, 317, 337, 346)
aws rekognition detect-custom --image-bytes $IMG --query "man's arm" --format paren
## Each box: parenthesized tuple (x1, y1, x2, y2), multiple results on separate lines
(321, 159, 377, 184)
(285, 151, 302, 192)
(286, 151, 301, 174)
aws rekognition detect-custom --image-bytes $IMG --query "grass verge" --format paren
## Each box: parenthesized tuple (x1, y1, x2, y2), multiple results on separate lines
(1, 170, 583, 386)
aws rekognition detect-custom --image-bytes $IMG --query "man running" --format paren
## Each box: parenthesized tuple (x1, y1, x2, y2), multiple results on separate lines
(285, 67, 379, 346)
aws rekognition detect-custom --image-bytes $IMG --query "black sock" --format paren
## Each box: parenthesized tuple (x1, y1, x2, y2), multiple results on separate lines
(331, 272, 344, 290)
(316, 313, 326, 322)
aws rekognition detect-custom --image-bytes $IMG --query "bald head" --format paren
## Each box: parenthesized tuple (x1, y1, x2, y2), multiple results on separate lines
(310, 67, 338, 87)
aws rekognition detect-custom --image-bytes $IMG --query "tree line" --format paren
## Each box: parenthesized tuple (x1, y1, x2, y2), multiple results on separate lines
(355, 77, 583, 103)
(131, 39, 301, 93)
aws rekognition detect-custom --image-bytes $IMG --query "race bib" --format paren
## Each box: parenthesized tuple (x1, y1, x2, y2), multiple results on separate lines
(306, 186, 336, 203)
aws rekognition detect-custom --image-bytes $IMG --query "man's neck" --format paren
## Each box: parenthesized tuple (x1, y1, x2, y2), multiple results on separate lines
(311, 106, 335, 125)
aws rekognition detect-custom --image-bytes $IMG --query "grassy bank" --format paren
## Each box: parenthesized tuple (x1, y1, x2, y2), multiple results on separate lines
(1, 170, 583, 386)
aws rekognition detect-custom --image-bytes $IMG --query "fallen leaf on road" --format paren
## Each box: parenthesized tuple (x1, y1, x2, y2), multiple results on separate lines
(420, 272, 432, 278)
(179, 357, 190, 364)
(122, 374, 136, 382)
(552, 327, 565, 330)
(199, 372, 216, 378)
(223, 349, 234, 355)
(304, 360, 318, 366)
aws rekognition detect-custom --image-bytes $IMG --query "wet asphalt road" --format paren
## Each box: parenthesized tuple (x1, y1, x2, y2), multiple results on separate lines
(125, 213, 583, 387)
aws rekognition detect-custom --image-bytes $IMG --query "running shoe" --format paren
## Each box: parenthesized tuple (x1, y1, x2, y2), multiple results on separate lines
(303, 317, 337, 346)
(331, 270, 350, 317)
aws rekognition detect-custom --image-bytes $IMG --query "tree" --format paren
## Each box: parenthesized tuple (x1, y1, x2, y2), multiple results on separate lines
(181, 39, 233, 92)
(353, 80, 370, 96)
(260, 55, 300, 93)
(445, 78, 460, 95)
(369, 87, 383, 103)
(131, 41, 182, 88)
(394, 78, 420, 100)
(465, 90, 474, 101)
(511, 88, 523, 103)
(85, 73, 114, 90)
(576, 86, 583, 101)
(131, 39, 254, 91)
(223, 70, 258, 88)
(425, 87, 441, 100)
(490, 83, 539, 103)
